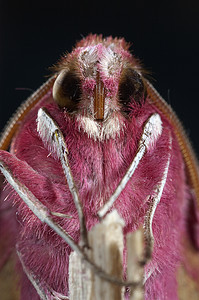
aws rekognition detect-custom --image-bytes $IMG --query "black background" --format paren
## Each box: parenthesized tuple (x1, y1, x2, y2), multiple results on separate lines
(0, 1, 199, 154)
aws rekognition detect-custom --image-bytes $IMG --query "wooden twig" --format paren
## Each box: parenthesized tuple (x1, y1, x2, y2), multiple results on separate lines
(69, 210, 125, 300)
(69, 211, 146, 300)
(127, 229, 144, 300)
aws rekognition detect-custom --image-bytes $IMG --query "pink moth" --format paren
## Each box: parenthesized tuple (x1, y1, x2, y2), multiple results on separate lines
(0, 34, 199, 299)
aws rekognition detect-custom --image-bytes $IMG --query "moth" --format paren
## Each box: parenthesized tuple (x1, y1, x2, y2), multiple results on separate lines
(0, 34, 199, 300)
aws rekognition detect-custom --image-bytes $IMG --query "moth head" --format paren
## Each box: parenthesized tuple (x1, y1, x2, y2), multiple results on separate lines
(52, 35, 146, 140)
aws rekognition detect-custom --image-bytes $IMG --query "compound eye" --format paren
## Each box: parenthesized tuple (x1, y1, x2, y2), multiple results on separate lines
(53, 70, 81, 109)
(118, 68, 145, 112)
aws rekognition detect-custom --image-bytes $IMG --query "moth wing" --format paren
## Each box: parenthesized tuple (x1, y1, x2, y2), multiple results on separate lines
(177, 195, 199, 299)
(146, 81, 199, 297)
(0, 174, 20, 300)
(0, 77, 55, 298)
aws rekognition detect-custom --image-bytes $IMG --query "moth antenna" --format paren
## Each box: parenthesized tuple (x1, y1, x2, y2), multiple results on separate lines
(0, 75, 56, 150)
(37, 108, 88, 247)
(98, 113, 162, 218)
(145, 79, 199, 208)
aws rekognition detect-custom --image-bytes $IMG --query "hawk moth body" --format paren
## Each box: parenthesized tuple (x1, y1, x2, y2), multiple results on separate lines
(0, 34, 199, 299)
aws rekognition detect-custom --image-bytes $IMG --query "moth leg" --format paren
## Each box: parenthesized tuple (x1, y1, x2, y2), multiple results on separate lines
(17, 250, 69, 300)
(98, 113, 162, 218)
(37, 108, 88, 247)
(143, 134, 172, 282)
(0, 159, 82, 256)
(144, 134, 172, 255)
(17, 250, 48, 300)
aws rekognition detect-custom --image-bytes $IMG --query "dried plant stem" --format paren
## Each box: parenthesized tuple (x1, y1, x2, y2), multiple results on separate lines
(69, 212, 146, 300)
(127, 229, 145, 300)
(69, 210, 124, 300)
(69, 251, 93, 300)
(88, 210, 124, 300)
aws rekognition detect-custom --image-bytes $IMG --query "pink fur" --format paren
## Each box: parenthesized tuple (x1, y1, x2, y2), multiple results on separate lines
(0, 176, 18, 269)
(0, 35, 197, 299)
(0, 95, 186, 299)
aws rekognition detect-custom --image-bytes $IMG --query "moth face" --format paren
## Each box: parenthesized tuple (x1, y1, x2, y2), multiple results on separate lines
(53, 43, 145, 140)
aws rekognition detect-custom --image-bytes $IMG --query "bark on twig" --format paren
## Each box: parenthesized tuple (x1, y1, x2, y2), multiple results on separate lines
(69, 211, 146, 300)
